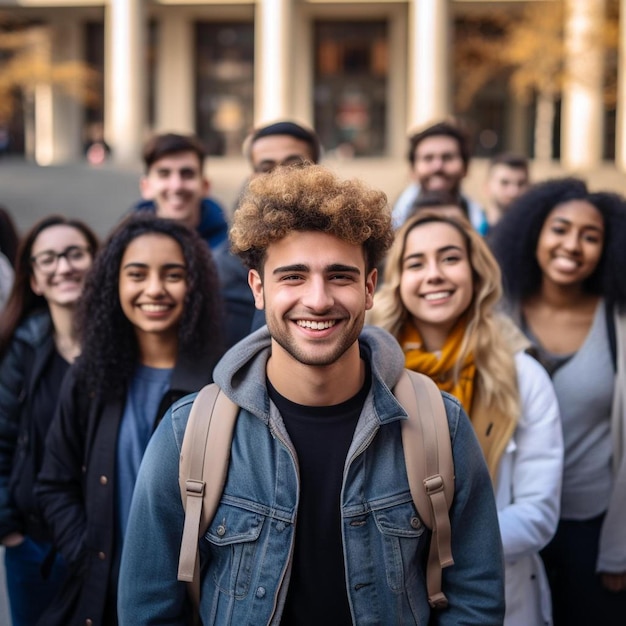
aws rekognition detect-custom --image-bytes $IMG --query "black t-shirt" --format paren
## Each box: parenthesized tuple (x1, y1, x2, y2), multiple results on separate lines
(269, 370, 371, 626)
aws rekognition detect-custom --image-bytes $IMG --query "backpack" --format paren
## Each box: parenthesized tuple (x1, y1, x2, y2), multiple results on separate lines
(177, 369, 455, 614)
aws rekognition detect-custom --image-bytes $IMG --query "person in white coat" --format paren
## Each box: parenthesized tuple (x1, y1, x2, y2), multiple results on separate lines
(369, 211, 564, 625)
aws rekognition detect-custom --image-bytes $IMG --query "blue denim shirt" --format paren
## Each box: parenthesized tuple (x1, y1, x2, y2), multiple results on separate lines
(119, 326, 504, 625)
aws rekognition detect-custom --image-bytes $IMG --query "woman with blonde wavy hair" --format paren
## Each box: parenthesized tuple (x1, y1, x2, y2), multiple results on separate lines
(369, 211, 564, 626)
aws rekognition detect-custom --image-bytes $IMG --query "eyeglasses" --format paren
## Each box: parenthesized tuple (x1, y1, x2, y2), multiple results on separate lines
(253, 155, 310, 174)
(31, 245, 92, 274)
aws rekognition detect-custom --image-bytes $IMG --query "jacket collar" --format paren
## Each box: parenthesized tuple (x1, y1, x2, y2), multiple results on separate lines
(213, 325, 408, 426)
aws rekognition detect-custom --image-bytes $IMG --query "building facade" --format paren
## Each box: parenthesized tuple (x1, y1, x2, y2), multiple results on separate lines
(3, 0, 624, 170)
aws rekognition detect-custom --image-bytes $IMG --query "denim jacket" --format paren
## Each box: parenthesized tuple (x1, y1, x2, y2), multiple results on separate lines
(119, 326, 504, 625)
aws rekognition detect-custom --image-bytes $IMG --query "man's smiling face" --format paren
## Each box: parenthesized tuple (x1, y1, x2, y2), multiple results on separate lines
(140, 151, 209, 228)
(248, 230, 376, 369)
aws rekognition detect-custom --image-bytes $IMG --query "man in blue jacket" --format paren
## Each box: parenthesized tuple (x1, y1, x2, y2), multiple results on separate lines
(134, 132, 228, 249)
(119, 164, 505, 625)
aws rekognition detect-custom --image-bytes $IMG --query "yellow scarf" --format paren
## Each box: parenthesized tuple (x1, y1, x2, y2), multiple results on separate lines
(399, 319, 476, 415)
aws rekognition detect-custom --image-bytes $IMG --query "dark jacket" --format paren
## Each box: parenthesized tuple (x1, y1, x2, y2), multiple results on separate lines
(0, 310, 62, 542)
(35, 351, 216, 626)
(212, 240, 266, 350)
(133, 198, 229, 249)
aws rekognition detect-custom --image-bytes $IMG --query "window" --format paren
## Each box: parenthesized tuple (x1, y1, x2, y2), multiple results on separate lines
(195, 22, 254, 156)
(314, 21, 388, 157)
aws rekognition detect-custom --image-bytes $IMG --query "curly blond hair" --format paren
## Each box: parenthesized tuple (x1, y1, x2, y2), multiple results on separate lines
(230, 165, 393, 272)
(370, 212, 519, 419)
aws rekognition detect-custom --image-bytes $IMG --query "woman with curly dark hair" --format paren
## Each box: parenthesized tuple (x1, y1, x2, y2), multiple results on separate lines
(36, 213, 224, 626)
(489, 177, 626, 626)
(0, 215, 98, 626)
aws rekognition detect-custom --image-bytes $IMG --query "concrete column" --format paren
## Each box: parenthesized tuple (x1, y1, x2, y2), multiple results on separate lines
(389, 7, 408, 157)
(34, 81, 54, 166)
(28, 27, 54, 165)
(616, 0, 626, 170)
(155, 13, 194, 133)
(407, 0, 451, 130)
(29, 21, 82, 165)
(254, 0, 291, 124)
(105, 0, 146, 164)
(561, 0, 606, 169)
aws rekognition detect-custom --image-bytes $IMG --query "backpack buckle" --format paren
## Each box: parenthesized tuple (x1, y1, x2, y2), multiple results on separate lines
(185, 479, 205, 497)
(424, 475, 444, 494)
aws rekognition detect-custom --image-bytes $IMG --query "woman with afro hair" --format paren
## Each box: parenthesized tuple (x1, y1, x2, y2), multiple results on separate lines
(489, 177, 626, 625)
(36, 213, 224, 626)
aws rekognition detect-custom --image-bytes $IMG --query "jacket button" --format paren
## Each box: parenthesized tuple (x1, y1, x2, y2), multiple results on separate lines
(81, 465, 87, 474)
(99, 475, 108, 485)
(410, 516, 421, 529)
(85, 620, 93, 625)
(216, 524, 226, 537)
(98, 551, 106, 560)
(256, 586, 266, 598)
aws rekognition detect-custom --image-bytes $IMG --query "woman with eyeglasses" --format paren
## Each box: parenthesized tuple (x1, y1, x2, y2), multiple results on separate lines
(35, 214, 224, 626)
(0, 215, 98, 626)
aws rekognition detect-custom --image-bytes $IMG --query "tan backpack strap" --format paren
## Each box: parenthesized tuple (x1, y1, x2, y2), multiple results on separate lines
(395, 369, 454, 609)
(178, 384, 238, 608)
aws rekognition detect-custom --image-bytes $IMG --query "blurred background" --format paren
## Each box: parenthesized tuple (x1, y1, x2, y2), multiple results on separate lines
(1, 1, 626, 231)
(1, 0, 626, 621)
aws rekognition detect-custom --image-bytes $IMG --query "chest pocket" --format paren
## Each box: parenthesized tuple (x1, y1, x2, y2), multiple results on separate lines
(372, 499, 427, 592)
(203, 502, 267, 599)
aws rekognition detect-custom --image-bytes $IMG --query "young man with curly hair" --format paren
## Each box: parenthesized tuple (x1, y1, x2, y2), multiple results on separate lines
(118, 165, 505, 625)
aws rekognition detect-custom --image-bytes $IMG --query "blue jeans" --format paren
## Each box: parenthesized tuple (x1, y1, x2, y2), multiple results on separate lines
(4, 536, 66, 626)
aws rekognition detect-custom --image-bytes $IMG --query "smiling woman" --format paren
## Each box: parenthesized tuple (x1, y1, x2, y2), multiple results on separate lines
(489, 178, 626, 626)
(34, 214, 225, 626)
(0, 215, 98, 626)
(118, 233, 188, 359)
(369, 211, 564, 626)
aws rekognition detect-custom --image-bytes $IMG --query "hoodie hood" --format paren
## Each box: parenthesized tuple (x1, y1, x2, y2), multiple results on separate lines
(213, 324, 407, 423)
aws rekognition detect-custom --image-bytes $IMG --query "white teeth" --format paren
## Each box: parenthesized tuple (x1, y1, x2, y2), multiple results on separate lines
(296, 320, 336, 330)
(140, 304, 170, 312)
(423, 291, 452, 301)
(553, 257, 578, 271)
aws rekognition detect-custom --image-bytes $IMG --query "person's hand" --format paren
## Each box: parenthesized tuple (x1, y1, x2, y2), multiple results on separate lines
(600, 572, 626, 592)
(1, 532, 25, 548)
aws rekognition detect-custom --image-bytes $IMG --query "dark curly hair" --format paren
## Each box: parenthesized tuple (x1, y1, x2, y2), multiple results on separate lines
(230, 164, 393, 274)
(0, 215, 99, 359)
(75, 214, 223, 395)
(489, 177, 626, 305)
